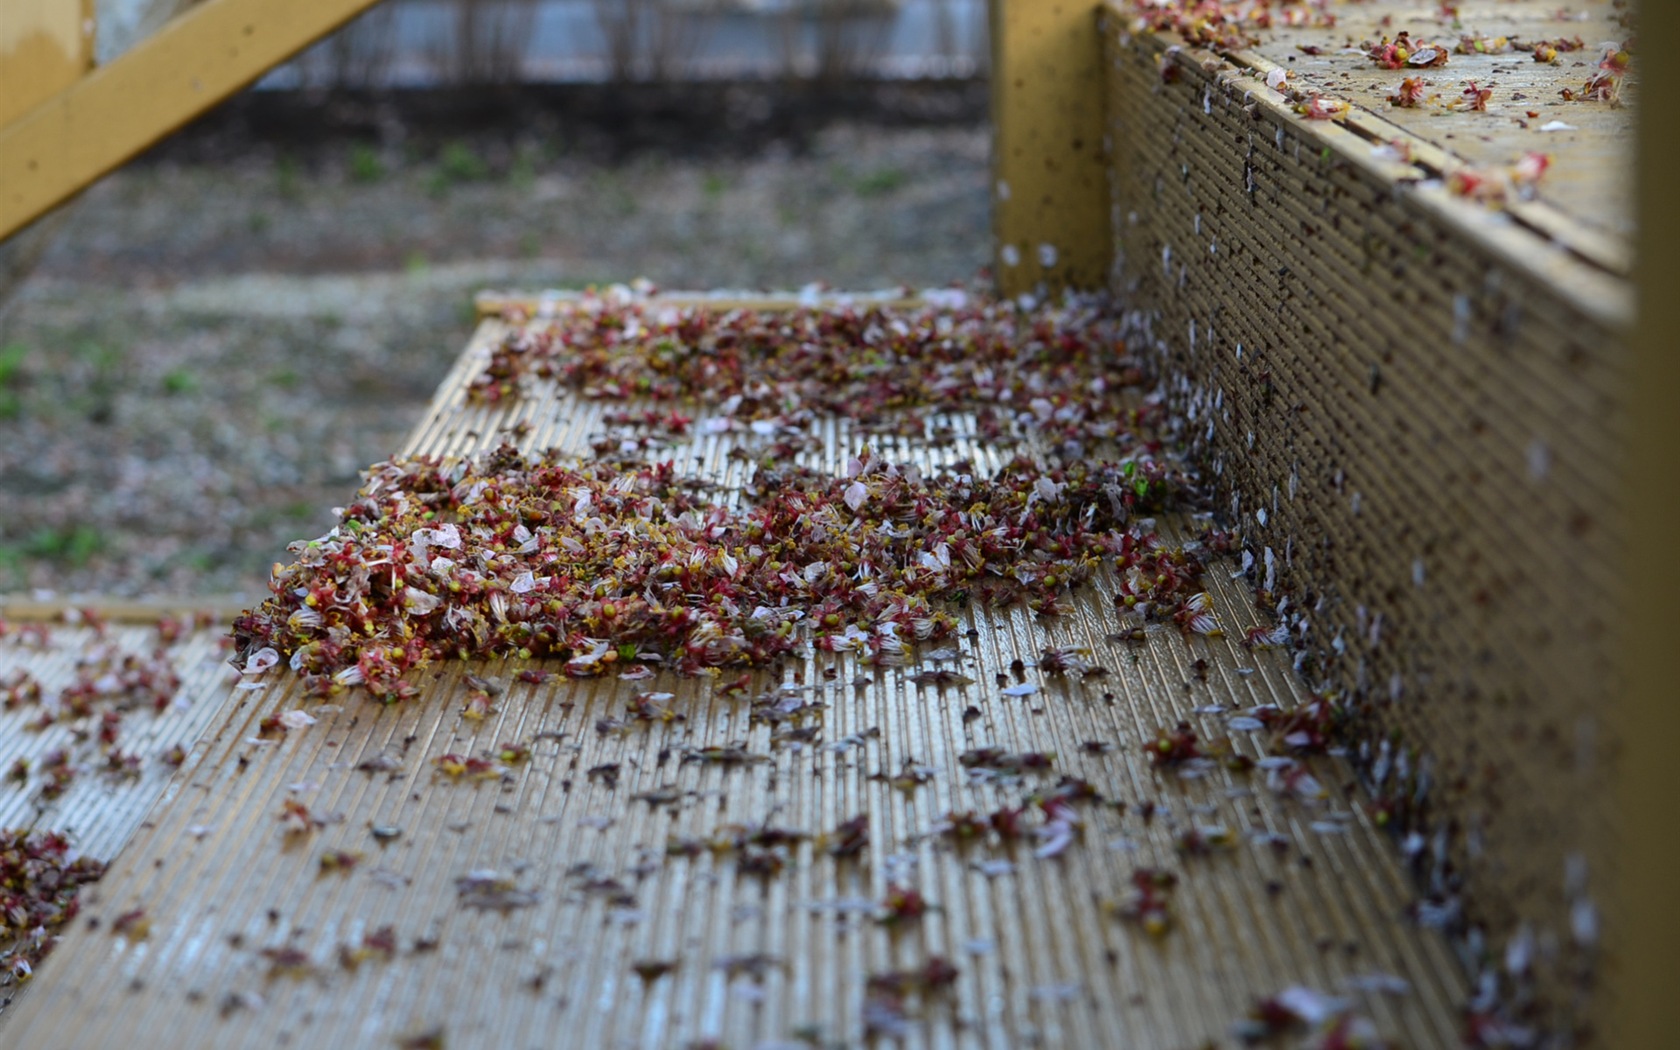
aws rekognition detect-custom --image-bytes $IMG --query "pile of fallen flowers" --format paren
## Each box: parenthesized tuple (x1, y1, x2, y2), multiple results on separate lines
(469, 293, 1148, 454)
(0, 829, 106, 985)
(235, 291, 1231, 696)
(231, 444, 1214, 697)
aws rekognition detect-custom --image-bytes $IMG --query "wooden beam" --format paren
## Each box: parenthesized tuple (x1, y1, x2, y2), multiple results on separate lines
(1615, 0, 1680, 1044)
(0, 0, 93, 127)
(472, 290, 930, 320)
(0, 1, 92, 308)
(988, 0, 1110, 297)
(0, 0, 384, 243)
(0, 595, 252, 624)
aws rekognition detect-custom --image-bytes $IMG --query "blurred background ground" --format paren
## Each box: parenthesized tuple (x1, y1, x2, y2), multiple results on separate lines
(0, 74, 990, 601)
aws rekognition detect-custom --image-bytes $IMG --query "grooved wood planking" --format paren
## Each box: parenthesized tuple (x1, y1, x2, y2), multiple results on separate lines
(0, 626, 235, 855)
(1103, 4, 1628, 1039)
(0, 614, 235, 1025)
(1199, 0, 1634, 250)
(5, 301, 1469, 1048)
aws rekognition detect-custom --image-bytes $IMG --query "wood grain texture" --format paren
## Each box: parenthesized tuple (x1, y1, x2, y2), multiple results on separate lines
(1101, 1, 1632, 1038)
(1615, 0, 1679, 1043)
(0, 617, 235, 1027)
(0, 0, 383, 242)
(0, 0, 92, 127)
(989, 0, 1114, 296)
(1233, 0, 1634, 251)
(3, 299, 1470, 1048)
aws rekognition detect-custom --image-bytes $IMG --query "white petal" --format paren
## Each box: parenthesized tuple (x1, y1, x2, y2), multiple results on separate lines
(414, 522, 461, 550)
(1034, 821, 1076, 858)
(278, 710, 317, 730)
(1276, 986, 1347, 1025)
(402, 587, 442, 614)
(243, 647, 280, 675)
(333, 665, 366, 686)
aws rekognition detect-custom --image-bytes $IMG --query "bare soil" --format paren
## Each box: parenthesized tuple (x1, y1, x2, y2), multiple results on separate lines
(0, 89, 990, 601)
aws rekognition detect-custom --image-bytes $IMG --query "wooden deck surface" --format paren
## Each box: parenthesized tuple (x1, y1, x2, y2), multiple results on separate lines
(1116, 0, 1636, 279)
(1, 297, 1471, 1048)
(1249, 1, 1631, 241)
(1101, 1, 1634, 1037)
(0, 612, 233, 861)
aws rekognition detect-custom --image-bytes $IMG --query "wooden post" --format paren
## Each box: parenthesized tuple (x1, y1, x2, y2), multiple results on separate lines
(0, 0, 385, 244)
(0, 0, 92, 308)
(1615, 0, 1680, 1044)
(0, 0, 94, 127)
(988, 1, 1110, 297)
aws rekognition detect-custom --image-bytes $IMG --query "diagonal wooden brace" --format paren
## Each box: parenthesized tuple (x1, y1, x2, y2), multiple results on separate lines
(0, 0, 385, 244)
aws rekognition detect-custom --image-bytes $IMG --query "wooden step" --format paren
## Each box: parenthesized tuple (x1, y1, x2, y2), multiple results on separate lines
(2, 294, 1467, 1048)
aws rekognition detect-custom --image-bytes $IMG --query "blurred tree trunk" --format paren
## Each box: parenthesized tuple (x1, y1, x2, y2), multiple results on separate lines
(777, 0, 898, 83)
(593, 0, 723, 85)
(429, 0, 537, 86)
(646, 1, 724, 84)
(591, 0, 645, 83)
(929, 0, 954, 64)
(295, 3, 399, 90)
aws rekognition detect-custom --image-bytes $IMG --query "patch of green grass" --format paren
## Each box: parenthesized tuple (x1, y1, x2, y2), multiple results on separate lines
(0, 343, 27, 386)
(161, 368, 199, 395)
(509, 147, 537, 190)
(0, 344, 25, 421)
(852, 167, 908, 197)
(702, 173, 728, 199)
(248, 211, 272, 235)
(74, 339, 120, 369)
(349, 143, 384, 184)
(428, 141, 490, 196)
(518, 231, 541, 258)
(64, 340, 123, 423)
(23, 525, 104, 567)
(269, 367, 301, 389)
(276, 154, 303, 201)
(441, 141, 489, 182)
(404, 251, 430, 275)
